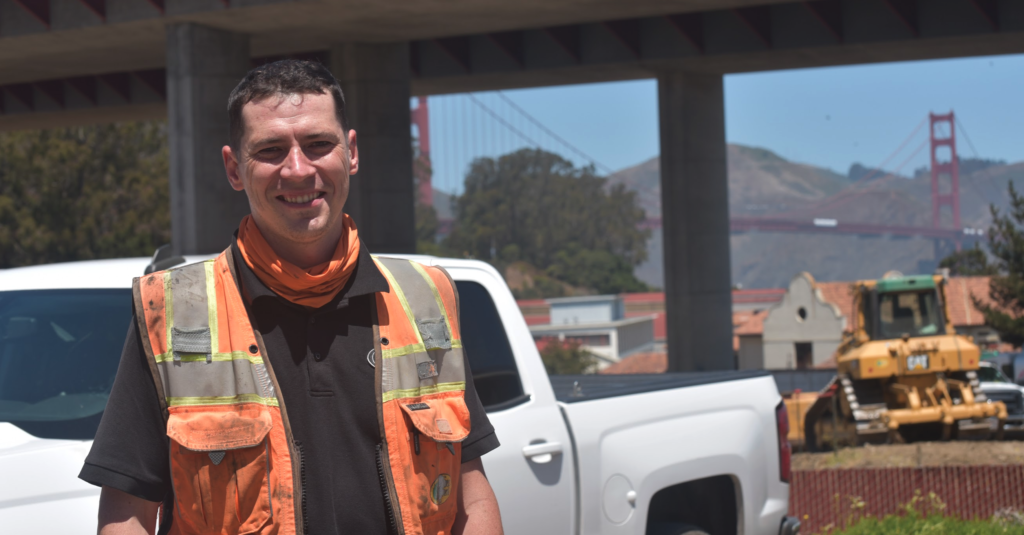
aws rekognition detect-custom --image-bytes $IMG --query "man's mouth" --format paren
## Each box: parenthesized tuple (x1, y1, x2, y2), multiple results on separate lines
(279, 192, 326, 205)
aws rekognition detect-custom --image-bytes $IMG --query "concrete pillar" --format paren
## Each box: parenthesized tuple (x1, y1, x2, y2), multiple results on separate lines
(658, 71, 735, 372)
(330, 43, 416, 254)
(166, 23, 251, 255)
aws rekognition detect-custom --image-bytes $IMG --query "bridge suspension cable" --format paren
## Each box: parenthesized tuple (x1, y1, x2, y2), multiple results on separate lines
(422, 91, 614, 194)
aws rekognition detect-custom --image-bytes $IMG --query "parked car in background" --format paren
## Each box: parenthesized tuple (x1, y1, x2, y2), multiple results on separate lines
(977, 361, 1024, 434)
(982, 352, 1024, 386)
(0, 254, 798, 534)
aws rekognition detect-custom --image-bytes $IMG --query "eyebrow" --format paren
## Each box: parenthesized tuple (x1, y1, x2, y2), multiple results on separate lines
(249, 132, 340, 149)
(301, 131, 341, 142)
(250, 136, 285, 149)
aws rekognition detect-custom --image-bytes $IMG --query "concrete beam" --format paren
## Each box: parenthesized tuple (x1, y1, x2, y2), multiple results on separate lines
(658, 71, 734, 372)
(166, 23, 250, 255)
(5, 1, 1024, 130)
(330, 43, 416, 254)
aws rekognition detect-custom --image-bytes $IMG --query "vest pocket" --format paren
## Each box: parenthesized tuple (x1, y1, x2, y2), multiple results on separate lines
(167, 409, 274, 535)
(398, 395, 471, 524)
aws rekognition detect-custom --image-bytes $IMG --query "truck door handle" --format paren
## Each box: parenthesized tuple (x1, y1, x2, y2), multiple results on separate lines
(522, 442, 562, 463)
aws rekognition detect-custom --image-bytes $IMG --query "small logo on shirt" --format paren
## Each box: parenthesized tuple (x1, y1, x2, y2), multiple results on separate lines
(430, 474, 452, 505)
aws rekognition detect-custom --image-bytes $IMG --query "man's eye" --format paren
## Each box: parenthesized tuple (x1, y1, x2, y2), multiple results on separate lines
(257, 147, 282, 156)
(309, 141, 332, 149)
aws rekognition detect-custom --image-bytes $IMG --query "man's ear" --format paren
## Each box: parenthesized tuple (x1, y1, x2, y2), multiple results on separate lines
(223, 145, 245, 191)
(347, 129, 359, 176)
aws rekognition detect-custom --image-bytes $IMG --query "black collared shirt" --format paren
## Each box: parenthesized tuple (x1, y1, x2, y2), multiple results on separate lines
(80, 239, 499, 534)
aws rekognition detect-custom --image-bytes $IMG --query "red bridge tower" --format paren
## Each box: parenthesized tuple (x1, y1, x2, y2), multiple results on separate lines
(929, 112, 960, 230)
(411, 97, 433, 207)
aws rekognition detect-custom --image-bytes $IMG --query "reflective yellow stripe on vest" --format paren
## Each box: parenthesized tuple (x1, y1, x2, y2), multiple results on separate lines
(154, 260, 278, 408)
(374, 257, 466, 402)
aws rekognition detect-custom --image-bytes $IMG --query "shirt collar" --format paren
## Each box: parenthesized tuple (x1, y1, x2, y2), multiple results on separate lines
(230, 234, 389, 312)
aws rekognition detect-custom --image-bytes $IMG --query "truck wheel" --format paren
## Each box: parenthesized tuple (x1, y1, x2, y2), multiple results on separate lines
(648, 522, 710, 535)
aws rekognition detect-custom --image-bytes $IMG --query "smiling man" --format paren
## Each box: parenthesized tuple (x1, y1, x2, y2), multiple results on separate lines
(80, 60, 503, 535)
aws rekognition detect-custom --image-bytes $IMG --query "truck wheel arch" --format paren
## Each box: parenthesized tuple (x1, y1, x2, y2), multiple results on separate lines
(645, 475, 740, 535)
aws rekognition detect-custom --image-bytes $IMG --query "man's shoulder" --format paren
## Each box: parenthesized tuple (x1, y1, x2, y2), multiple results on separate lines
(136, 256, 223, 286)
(370, 255, 455, 285)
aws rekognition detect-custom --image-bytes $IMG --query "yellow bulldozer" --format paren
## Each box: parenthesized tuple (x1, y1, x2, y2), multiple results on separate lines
(797, 273, 1007, 451)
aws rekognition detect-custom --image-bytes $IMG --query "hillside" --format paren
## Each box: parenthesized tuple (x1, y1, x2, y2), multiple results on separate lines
(609, 145, 1024, 289)
(607, 144, 850, 218)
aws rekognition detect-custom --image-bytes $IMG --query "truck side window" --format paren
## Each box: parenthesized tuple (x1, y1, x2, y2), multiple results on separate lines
(455, 281, 527, 411)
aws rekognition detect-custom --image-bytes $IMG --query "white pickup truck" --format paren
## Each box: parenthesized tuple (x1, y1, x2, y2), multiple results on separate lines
(0, 254, 798, 535)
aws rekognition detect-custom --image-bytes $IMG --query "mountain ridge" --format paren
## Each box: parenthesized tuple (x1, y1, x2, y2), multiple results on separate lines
(608, 145, 1023, 289)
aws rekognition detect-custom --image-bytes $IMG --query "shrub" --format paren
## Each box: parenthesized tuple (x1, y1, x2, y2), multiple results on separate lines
(820, 491, 1023, 534)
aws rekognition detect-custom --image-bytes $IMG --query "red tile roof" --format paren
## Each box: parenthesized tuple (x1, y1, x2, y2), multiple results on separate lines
(732, 288, 786, 304)
(734, 309, 770, 336)
(599, 352, 667, 374)
(523, 315, 551, 326)
(945, 276, 995, 327)
(621, 292, 664, 303)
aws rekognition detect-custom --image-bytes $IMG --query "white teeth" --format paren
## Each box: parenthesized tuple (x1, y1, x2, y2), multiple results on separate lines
(283, 193, 318, 204)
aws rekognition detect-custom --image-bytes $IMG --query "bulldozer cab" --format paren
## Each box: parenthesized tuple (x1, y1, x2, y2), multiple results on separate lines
(854, 275, 952, 344)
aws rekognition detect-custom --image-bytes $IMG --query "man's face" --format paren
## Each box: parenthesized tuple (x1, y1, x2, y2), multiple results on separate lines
(223, 92, 358, 247)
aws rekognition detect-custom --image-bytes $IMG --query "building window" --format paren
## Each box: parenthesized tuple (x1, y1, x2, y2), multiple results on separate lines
(565, 334, 610, 347)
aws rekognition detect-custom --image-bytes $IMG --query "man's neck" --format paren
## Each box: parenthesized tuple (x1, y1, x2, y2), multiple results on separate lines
(256, 221, 344, 269)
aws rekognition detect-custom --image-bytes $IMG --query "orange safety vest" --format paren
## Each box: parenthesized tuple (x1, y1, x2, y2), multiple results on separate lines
(132, 249, 470, 535)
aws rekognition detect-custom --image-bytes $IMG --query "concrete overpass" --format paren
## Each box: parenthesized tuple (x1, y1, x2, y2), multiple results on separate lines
(1, 0, 1021, 372)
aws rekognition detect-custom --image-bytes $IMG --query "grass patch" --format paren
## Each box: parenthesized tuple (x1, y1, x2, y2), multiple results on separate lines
(817, 491, 1024, 534)
(830, 514, 1024, 534)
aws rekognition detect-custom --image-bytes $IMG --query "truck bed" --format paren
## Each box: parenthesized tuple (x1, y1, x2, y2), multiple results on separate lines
(549, 370, 772, 403)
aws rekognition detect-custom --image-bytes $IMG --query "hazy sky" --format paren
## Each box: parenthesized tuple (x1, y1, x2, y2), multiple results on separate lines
(426, 52, 1024, 193)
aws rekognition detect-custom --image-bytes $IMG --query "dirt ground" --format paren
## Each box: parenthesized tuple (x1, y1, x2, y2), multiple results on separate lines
(793, 440, 1024, 470)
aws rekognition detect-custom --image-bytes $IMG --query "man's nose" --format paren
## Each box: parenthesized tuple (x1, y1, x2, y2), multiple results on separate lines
(281, 146, 315, 179)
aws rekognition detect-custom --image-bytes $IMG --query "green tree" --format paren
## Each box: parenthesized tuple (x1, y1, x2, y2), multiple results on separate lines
(413, 132, 445, 255)
(0, 122, 170, 268)
(538, 338, 595, 375)
(547, 244, 650, 294)
(447, 148, 649, 294)
(938, 243, 997, 276)
(975, 182, 1024, 348)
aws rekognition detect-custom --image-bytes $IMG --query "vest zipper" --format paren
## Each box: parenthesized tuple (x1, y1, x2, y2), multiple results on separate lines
(376, 443, 399, 535)
(295, 440, 309, 535)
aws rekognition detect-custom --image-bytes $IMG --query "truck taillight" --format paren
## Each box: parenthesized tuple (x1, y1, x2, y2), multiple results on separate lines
(776, 401, 791, 483)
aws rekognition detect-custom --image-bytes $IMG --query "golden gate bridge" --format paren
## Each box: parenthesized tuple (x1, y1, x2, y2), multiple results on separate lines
(411, 95, 991, 248)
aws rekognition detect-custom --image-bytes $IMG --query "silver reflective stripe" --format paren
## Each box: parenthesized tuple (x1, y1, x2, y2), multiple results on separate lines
(381, 347, 466, 394)
(252, 363, 276, 399)
(156, 359, 265, 399)
(169, 263, 212, 362)
(375, 257, 452, 351)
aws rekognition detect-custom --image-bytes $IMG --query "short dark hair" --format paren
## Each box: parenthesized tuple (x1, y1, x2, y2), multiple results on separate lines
(227, 59, 349, 150)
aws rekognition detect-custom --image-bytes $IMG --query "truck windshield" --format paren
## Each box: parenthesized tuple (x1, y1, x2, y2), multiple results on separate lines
(877, 290, 943, 339)
(977, 366, 1010, 383)
(0, 290, 131, 440)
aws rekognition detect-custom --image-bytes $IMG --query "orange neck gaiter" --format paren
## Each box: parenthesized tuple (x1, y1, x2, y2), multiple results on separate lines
(236, 214, 361, 309)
